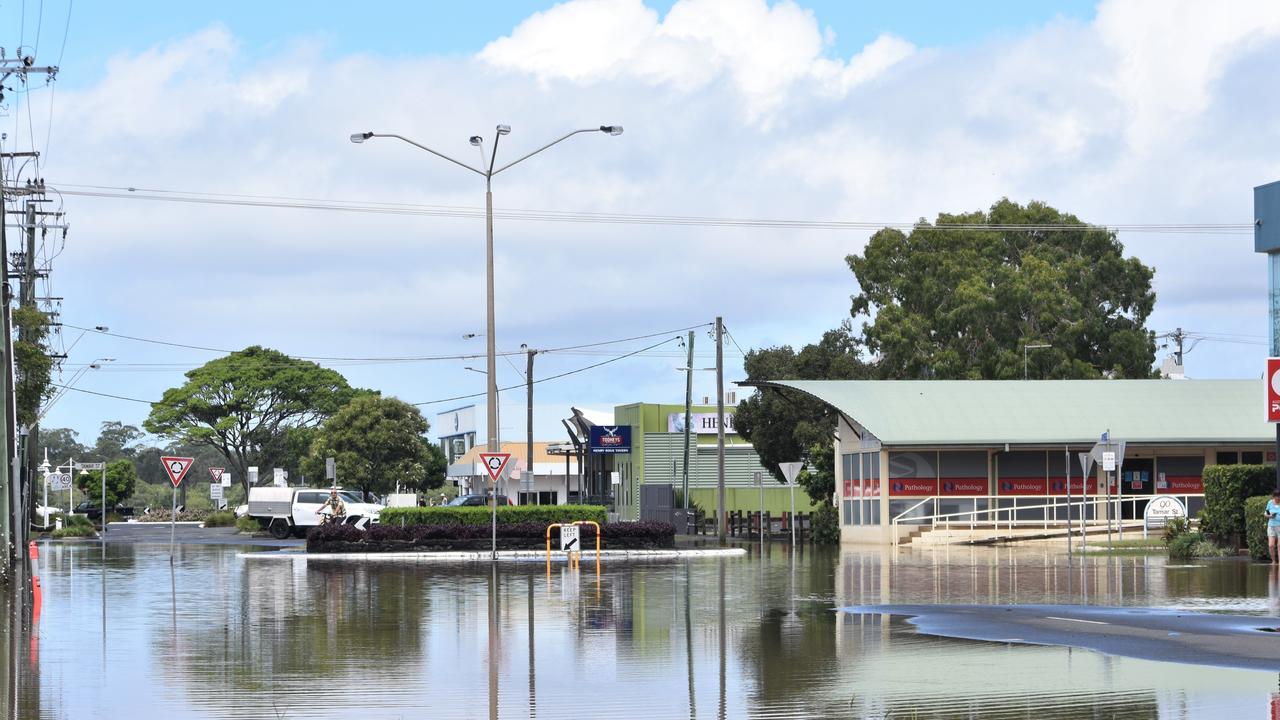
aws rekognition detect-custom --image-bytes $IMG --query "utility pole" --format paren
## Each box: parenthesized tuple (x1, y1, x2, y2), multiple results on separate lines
(715, 317, 725, 543)
(1171, 327, 1185, 367)
(682, 330, 694, 511)
(526, 347, 536, 504)
(0, 41, 61, 564)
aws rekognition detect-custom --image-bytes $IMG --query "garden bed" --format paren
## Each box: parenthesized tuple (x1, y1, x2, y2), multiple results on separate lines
(307, 520, 675, 553)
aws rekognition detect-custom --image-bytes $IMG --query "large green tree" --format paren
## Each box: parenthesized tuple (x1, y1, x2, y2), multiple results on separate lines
(76, 458, 138, 507)
(38, 427, 89, 467)
(14, 305, 53, 427)
(735, 322, 871, 502)
(847, 199, 1157, 379)
(144, 346, 356, 495)
(300, 395, 442, 496)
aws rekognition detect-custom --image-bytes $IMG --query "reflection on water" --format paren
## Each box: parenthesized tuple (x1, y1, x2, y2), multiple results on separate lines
(11, 541, 1280, 718)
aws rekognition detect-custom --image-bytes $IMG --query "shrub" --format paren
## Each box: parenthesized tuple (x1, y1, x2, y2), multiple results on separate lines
(1201, 465, 1274, 545)
(811, 504, 840, 545)
(1162, 517, 1191, 546)
(235, 515, 260, 534)
(307, 519, 675, 552)
(50, 513, 95, 538)
(1245, 495, 1272, 562)
(203, 511, 237, 527)
(380, 504, 606, 528)
(1167, 532, 1203, 560)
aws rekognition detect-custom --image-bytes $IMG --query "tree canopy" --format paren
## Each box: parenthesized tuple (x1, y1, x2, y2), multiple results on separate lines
(738, 199, 1160, 501)
(847, 199, 1157, 380)
(76, 459, 138, 507)
(734, 322, 870, 502)
(14, 305, 53, 427)
(144, 346, 356, 494)
(301, 395, 443, 496)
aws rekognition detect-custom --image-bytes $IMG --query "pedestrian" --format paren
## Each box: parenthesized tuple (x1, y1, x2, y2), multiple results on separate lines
(1267, 489, 1280, 565)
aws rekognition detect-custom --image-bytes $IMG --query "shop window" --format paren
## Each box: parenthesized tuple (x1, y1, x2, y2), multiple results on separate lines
(1241, 451, 1264, 465)
(1215, 452, 1239, 466)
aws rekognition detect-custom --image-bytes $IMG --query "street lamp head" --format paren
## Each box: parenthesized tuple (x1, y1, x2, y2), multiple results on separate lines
(94, 325, 108, 332)
(349, 132, 374, 144)
(469, 136, 483, 146)
(495, 124, 511, 136)
(600, 125, 624, 136)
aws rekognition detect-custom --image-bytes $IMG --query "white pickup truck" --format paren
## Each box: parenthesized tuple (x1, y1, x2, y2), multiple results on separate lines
(246, 487, 385, 539)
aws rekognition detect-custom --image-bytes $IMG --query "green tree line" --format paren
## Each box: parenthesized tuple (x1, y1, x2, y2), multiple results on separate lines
(736, 199, 1160, 503)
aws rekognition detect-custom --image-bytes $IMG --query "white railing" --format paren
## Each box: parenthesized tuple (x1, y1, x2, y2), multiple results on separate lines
(889, 494, 1203, 545)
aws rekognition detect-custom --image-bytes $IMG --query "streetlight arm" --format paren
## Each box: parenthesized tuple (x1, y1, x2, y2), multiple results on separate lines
(370, 133, 486, 176)
(491, 128, 601, 176)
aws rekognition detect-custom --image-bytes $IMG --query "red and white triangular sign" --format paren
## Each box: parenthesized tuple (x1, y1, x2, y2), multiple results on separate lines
(161, 456, 195, 488)
(208, 467, 225, 482)
(478, 453, 513, 483)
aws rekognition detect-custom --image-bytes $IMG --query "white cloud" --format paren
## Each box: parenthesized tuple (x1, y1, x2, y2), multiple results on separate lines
(27, 0, 1280, 441)
(479, 0, 914, 121)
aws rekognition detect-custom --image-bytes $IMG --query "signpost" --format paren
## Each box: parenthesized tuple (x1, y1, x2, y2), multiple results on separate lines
(779, 462, 804, 546)
(76, 461, 107, 537)
(755, 470, 764, 552)
(479, 452, 513, 560)
(560, 523, 579, 552)
(1078, 452, 1095, 555)
(161, 456, 195, 561)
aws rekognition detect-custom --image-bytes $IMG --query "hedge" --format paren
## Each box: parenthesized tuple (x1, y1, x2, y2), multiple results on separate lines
(379, 504, 606, 528)
(1245, 496, 1273, 562)
(1200, 464, 1275, 546)
(308, 520, 674, 553)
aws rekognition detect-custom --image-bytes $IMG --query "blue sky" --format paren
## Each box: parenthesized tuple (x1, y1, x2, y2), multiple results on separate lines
(2, 0, 1277, 448)
(19, 1, 1096, 88)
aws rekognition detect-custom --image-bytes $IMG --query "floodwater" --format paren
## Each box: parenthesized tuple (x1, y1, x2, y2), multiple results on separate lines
(6, 539, 1280, 719)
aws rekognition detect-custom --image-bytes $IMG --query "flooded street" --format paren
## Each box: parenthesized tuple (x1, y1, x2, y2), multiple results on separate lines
(10, 539, 1280, 718)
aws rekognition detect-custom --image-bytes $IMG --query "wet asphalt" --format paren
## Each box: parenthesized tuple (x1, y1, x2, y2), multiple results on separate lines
(77, 521, 305, 548)
(845, 603, 1280, 671)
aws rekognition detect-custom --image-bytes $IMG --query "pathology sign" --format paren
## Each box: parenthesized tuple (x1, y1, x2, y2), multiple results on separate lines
(1268, 358, 1280, 422)
(589, 425, 632, 454)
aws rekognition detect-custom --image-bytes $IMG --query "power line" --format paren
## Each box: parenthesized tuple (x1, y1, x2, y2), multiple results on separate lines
(48, 335, 682, 409)
(410, 335, 682, 407)
(58, 321, 714, 364)
(44, 183, 1253, 235)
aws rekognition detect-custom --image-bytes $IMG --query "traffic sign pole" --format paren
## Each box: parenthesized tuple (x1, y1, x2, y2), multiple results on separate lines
(160, 456, 195, 562)
(478, 453, 513, 561)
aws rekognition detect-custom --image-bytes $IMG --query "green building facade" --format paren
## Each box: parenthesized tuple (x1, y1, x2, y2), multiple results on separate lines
(610, 402, 819, 521)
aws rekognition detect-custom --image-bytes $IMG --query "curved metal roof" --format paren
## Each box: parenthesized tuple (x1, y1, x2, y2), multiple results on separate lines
(747, 379, 1271, 446)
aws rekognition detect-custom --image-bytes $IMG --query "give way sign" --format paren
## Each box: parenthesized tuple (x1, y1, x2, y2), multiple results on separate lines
(479, 453, 513, 484)
(161, 456, 195, 488)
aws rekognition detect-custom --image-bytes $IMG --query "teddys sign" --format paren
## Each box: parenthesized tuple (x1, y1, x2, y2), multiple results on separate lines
(589, 425, 632, 454)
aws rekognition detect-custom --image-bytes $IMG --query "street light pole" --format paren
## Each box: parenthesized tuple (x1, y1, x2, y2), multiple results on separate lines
(1023, 343, 1051, 380)
(350, 125, 623, 455)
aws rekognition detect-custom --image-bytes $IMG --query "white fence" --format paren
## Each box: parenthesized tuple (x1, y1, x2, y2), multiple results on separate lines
(889, 494, 1203, 545)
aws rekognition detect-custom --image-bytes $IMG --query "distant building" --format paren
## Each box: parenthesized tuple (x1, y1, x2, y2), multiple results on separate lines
(448, 441, 580, 505)
(750, 379, 1273, 544)
(608, 402, 808, 521)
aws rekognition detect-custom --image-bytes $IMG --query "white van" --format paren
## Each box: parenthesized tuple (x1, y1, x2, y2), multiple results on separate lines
(247, 487, 385, 539)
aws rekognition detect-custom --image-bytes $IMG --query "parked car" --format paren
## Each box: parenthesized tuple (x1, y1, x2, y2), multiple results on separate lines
(246, 487, 385, 539)
(73, 501, 135, 521)
(447, 494, 513, 507)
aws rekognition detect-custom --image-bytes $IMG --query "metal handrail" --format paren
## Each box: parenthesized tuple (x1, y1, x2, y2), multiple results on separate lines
(889, 493, 1202, 545)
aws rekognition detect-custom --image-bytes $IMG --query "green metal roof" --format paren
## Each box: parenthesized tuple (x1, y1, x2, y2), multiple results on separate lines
(751, 379, 1272, 447)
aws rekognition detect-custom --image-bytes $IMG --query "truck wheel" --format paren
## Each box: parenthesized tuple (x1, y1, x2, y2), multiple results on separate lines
(268, 519, 291, 540)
